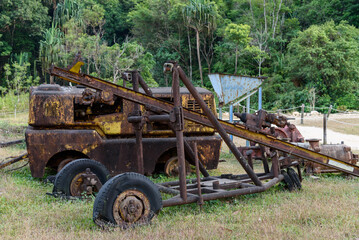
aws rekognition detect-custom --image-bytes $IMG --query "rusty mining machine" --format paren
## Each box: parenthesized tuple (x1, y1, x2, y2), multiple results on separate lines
(1, 59, 359, 229)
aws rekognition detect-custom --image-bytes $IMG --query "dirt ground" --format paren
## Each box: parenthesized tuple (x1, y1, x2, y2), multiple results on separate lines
(221, 112, 359, 152)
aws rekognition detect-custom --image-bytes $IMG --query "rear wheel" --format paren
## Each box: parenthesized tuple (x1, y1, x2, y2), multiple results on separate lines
(281, 170, 295, 191)
(287, 167, 302, 190)
(164, 156, 191, 177)
(93, 172, 162, 228)
(53, 158, 110, 197)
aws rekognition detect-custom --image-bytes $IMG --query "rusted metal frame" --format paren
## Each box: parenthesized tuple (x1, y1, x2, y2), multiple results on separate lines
(137, 74, 153, 96)
(271, 153, 279, 178)
(260, 145, 270, 173)
(246, 152, 254, 169)
(131, 71, 145, 174)
(171, 67, 187, 202)
(136, 72, 210, 178)
(0, 139, 25, 148)
(0, 153, 28, 170)
(158, 176, 216, 187)
(174, 63, 263, 186)
(162, 175, 284, 207)
(49, 66, 359, 177)
(128, 115, 172, 123)
(193, 142, 204, 207)
(157, 184, 181, 195)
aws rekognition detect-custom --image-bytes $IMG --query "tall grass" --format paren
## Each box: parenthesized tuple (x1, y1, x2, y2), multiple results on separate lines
(0, 93, 29, 118)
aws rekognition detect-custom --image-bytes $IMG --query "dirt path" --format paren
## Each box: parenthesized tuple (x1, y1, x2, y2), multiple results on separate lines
(296, 125, 359, 150)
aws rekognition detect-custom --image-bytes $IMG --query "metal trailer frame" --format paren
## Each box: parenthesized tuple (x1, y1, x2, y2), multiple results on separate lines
(49, 61, 359, 211)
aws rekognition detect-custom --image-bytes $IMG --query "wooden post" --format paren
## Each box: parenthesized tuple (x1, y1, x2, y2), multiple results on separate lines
(323, 105, 332, 145)
(327, 105, 332, 119)
(323, 113, 327, 145)
(301, 104, 304, 124)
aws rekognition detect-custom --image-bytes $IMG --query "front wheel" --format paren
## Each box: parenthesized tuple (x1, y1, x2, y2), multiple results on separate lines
(53, 158, 110, 197)
(93, 172, 162, 229)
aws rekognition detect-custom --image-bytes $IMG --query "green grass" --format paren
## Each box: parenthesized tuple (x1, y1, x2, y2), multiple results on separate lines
(0, 157, 358, 240)
(0, 113, 358, 239)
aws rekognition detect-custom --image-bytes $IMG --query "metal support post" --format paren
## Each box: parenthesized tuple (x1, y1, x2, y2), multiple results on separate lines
(246, 95, 250, 147)
(258, 86, 262, 110)
(171, 67, 187, 201)
(229, 104, 233, 141)
(323, 113, 327, 145)
(193, 142, 203, 208)
(131, 71, 144, 174)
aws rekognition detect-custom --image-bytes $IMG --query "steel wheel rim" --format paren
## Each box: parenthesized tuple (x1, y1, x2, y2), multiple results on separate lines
(113, 189, 151, 225)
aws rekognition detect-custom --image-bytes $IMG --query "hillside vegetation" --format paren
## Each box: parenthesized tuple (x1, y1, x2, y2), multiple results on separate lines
(1, 0, 359, 112)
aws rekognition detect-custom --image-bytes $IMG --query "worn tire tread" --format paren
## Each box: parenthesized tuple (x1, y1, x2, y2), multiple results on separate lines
(287, 167, 302, 190)
(281, 169, 295, 191)
(93, 172, 162, 225)
(53, 158, 110, 196)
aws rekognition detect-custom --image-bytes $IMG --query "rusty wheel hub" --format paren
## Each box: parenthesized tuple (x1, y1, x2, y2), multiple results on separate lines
(113, 190, 150, 225)
(165, 156, 190, 177)
(70, 168, 101, 196)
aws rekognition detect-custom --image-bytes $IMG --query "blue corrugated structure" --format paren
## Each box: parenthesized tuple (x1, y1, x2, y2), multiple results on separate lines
(208, 73, 263, 106)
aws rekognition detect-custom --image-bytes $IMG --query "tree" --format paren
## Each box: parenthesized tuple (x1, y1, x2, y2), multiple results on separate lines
(3, 52, 39, 117)
(39, 24, 64, 83)
(0, 0, 49, 53)
(286, 21, 359, 109)
(224, 23, 251, 74)
(183, 0, 217, 85)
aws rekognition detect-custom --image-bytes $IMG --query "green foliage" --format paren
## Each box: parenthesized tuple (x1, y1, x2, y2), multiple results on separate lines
(183, 0, 218, 32)
(39, 24, 64, 76)
(293, 0, 359, 29)
(0, 0, 50, 53)
(0, 0, 359, 110)
(286, 21, 359, 109)
(224, 23, 250, 47)
(0, 34, 12, 56)
(1, 52, 39, 116)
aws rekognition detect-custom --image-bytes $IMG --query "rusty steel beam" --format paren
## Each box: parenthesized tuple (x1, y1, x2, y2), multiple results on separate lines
(49, 66, 359, 177)
(162, 175, 284, 207)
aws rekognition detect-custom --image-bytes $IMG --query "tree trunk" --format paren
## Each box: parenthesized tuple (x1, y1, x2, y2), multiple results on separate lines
(195, 30, 203, 86)
(235, 45, 238, 74)
(187, 28, 192, 82)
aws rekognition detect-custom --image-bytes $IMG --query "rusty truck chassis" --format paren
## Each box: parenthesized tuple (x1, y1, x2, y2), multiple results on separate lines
(47, 60, 359, 210)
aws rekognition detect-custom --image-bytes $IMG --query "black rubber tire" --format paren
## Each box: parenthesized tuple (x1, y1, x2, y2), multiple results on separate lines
(44, 175, 56, 184)
(53, 158, 110, 196)
(281, 170, 295, 191)
(93, 172, 162, 226)
(287, 167, 302, 190)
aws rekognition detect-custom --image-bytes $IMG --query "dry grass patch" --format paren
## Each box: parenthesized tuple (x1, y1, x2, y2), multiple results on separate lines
(292, 114, 359, 136)
(0, 158, 358, 240)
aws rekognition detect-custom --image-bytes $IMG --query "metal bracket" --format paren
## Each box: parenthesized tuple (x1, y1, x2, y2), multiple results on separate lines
(170, 106, 184, 131)
(163, 63, 174, 73)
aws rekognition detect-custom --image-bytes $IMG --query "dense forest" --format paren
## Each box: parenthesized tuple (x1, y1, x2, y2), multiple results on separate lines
(1, 0, 359, 111)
